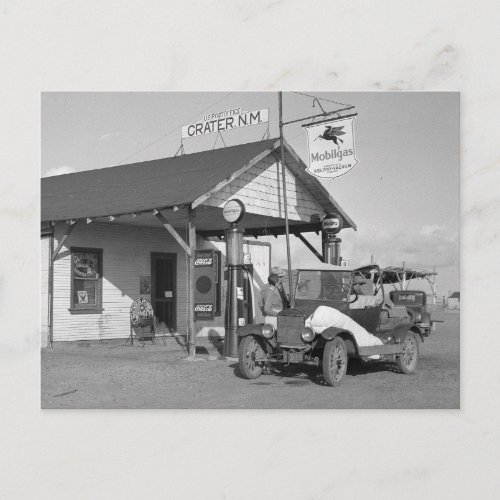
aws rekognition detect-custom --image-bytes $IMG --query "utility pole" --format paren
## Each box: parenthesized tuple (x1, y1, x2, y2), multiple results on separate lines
(277, 92, 355, 305)
(278, 92, 294, 307)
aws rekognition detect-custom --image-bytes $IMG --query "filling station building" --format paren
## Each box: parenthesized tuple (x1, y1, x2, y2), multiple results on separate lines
(40, 138, 356, 346)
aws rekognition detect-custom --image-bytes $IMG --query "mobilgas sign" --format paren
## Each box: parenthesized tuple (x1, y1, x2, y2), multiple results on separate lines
(303, 115, 358, 179)
(322, 214, 343, 234)
(182, 108, 269, 139)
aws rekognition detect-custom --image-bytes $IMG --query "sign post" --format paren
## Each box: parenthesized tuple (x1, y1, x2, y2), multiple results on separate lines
(278, 92, 294, 308)
(278, 94, 357, 287)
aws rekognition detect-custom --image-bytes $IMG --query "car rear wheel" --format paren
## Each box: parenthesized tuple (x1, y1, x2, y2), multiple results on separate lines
(396, 331, 419, 374)
(238, 335, 264, 379)
(322, 337, 348, 387)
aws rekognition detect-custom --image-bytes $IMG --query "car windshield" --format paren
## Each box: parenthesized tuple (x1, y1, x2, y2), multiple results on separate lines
(295, 270, 351, 301)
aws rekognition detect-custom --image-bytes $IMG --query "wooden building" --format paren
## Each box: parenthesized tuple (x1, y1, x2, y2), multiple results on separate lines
(40, 138, 356, 346)
(447, 291, 460, 310)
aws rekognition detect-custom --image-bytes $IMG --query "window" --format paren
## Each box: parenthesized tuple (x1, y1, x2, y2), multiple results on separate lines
(70, 247, 103, 312)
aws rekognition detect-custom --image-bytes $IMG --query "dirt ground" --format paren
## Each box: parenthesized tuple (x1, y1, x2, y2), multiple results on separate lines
(41, 309, 459, 409)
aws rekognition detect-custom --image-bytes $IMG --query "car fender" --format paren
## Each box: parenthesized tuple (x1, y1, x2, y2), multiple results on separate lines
(237, 325, 263, 338)
(236, 324, 276, 351)
(320, 326, 348, 340)
(391, 322, 424, 343)
(320, 327, 359, 357)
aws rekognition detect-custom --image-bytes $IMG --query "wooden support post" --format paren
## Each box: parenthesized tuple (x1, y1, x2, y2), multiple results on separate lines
(52, 220, 79, 261)
(153, 209, 192, 256)
(295, 233, 323, 262)
(187, 208, 196, 357)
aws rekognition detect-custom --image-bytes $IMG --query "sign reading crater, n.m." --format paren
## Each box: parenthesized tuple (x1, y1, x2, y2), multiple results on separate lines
(182, 108, 269, 139)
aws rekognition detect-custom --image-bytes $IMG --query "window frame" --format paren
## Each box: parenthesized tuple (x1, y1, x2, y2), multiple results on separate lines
(69, 246, 103, 313)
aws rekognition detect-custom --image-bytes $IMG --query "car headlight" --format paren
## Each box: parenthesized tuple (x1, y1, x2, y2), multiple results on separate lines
(261, 323, 275, 339)
(301, 327, 316, 342)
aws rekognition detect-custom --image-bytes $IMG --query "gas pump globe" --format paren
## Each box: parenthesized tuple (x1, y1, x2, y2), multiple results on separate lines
(322, 213, 343, 265)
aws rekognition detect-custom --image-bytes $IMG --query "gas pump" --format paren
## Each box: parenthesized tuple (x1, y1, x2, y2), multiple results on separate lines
(222, 199, 246, 357)
(322, 213, 343, 265)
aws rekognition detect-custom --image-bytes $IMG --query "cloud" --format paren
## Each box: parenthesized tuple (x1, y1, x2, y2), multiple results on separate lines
(43, 166, 77, 177)
(266, 223, 459, 273)
(342, 226, 459, 270)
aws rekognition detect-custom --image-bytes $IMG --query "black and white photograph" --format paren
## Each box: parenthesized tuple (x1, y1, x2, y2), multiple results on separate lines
(40, 91, 459, 409)
(3, 2, 500, 498)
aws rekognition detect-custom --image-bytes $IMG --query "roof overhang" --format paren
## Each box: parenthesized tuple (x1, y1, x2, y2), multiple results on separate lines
(41, 138, 357, 235)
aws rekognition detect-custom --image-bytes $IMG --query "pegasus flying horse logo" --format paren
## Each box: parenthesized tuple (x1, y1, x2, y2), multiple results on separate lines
(315, 125, 346, 147)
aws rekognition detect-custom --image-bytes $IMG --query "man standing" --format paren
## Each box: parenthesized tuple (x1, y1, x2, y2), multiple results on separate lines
(271, 266, 290, 309)
(261, 273, 283, 328)
(258, 275, 273, 317)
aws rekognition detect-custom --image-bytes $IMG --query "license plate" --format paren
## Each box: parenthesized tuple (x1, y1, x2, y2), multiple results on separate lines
(284, 351, 304, 363)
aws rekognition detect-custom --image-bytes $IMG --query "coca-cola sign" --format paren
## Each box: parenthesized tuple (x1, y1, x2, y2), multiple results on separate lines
(194, 250, 214, 267)
(194, 303, 214, 320)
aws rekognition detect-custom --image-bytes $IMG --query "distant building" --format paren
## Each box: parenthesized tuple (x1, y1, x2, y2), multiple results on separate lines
(448, 291, 460, 309)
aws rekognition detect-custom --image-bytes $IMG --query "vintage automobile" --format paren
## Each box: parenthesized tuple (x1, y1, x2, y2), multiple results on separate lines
(389, 290, 433, 337)
(237, 264, 431, 387)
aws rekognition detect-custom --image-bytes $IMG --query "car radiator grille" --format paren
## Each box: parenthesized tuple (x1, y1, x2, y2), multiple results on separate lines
(277, 314, 306, 347)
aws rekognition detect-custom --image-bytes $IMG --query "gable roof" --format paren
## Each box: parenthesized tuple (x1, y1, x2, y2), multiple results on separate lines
(41, 138, 356, 230)
(449, 292, 460, 299)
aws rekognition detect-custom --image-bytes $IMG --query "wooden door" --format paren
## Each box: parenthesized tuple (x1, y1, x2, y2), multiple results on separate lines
(151, 253, 177, 334)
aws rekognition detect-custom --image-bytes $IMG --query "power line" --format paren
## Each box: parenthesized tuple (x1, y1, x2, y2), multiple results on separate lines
(114, 92, 233, 166)
(292, 91, 352, 108)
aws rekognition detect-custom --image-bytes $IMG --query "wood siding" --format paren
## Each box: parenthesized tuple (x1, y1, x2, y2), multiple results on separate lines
(48, 222, 270, 342)
(51, 222, 189, 341)
(40, 237, 50, 347)
(202, 157, 323, 221)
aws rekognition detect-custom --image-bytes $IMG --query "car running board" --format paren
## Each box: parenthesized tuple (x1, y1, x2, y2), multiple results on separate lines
(358, 345, 403, 356)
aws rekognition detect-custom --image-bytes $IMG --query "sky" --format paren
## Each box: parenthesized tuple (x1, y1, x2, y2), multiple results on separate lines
(41, 91, 459, 295)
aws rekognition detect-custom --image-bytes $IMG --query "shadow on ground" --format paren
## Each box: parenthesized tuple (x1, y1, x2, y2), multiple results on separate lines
(232, 358, 400, 386)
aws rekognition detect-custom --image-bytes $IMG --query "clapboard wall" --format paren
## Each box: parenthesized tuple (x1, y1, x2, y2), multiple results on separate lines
(40, 236, 50, 347)
(47, 222, 271, 342)
(51, 222, 190, 341)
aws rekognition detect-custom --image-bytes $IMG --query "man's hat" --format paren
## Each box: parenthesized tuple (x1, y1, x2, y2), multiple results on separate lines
(271, 266, 286, 277)
(352, 276, 367, 285)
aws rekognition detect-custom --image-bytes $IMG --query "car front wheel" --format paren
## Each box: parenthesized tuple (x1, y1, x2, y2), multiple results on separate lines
(238, 335, 265, 379)
(322, 336, 348, 387)
(396, 331, 419, 374)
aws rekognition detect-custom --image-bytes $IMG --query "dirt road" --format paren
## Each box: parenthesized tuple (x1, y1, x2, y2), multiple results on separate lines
(41, 310, 459, 409)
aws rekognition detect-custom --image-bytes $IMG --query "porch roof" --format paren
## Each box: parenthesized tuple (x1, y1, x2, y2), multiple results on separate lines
(41, 138, 356, 232)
